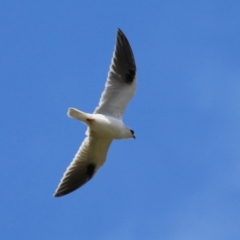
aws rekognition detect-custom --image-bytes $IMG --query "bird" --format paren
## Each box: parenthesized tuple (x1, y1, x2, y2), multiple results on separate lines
(54, 28, 137, 197)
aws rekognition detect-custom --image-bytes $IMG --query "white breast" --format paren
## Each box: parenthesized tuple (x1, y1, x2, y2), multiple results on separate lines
(90, 114, 130, 139)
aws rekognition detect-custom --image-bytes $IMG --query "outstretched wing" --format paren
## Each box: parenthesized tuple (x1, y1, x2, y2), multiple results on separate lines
(54, 132, 112, 197)
(94, 28, 137, 119)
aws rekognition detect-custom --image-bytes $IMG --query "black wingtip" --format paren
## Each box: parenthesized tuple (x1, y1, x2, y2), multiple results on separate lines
(117, 28, 128, 41)
(53, 189, 64, 197)
(53, 192, 60, 198)
(117, 28, 124, 35)
(114, 28, 136, 84)
(53, 163, 97, 198)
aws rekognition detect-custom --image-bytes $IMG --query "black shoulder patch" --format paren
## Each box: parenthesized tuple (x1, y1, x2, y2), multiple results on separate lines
(86, 163, 95, 179)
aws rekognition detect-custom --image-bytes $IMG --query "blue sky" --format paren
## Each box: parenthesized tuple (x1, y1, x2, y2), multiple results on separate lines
(1, 1, 240, 239)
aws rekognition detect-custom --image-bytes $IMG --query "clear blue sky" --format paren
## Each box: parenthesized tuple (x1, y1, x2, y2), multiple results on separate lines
(1, 1, 240, 239)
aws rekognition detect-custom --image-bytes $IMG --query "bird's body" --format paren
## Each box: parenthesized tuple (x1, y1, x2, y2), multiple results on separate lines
(68, 108, 133, 139)
(54, 29, 136, 197)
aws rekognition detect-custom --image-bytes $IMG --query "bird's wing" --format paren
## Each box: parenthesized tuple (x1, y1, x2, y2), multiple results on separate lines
(54, 131, 112, 197)
(94, 28, 137, 119)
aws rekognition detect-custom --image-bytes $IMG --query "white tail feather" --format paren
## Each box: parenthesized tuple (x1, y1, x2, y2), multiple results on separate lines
(67, 108, 90, 123)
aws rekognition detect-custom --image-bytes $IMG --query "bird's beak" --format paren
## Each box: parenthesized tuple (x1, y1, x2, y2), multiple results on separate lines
(133, 135, 136, 139)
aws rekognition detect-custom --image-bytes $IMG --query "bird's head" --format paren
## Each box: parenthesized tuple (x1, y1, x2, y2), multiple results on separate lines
(130, 129, 136, 139)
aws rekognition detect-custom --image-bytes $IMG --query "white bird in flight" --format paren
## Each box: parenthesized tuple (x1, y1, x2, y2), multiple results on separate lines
(54, 29, 136, 197)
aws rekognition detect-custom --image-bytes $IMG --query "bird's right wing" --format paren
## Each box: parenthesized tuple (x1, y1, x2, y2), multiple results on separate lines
(94, 29, 137, 119)
(54, 131, 112, 197)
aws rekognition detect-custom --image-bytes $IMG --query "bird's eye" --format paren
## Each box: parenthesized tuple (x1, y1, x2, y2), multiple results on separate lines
(130, 129, 134, 135)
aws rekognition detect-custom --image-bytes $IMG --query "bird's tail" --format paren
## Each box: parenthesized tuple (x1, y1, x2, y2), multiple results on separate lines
(67, 108, 91, 124)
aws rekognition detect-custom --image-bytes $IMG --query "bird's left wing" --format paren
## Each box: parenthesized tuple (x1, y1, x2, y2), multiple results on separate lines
(54, 131, 112, 197)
